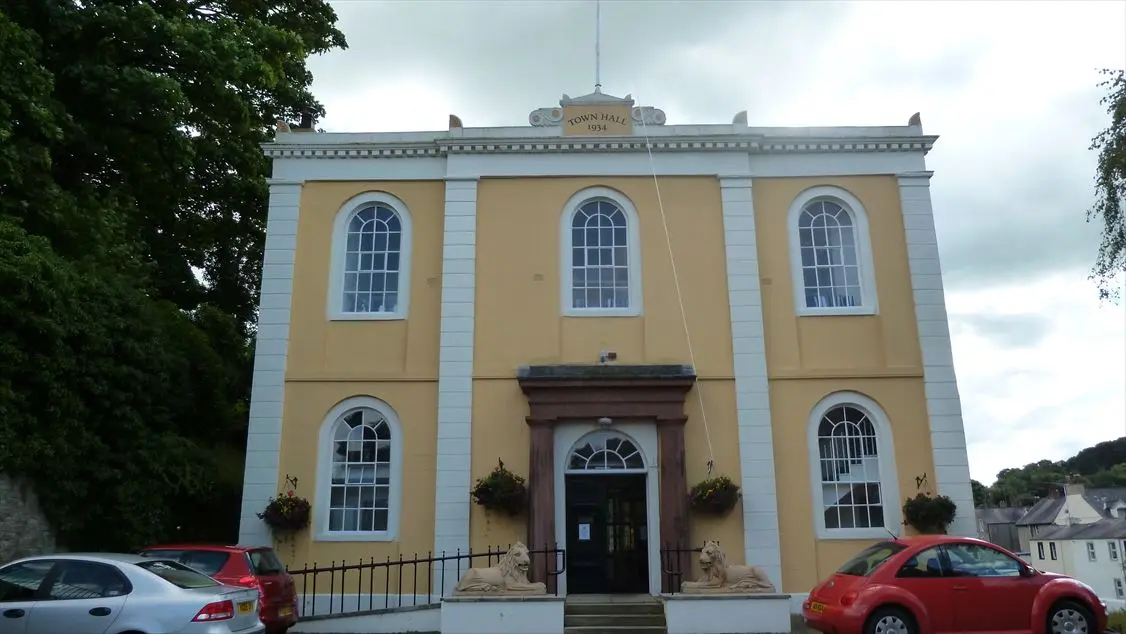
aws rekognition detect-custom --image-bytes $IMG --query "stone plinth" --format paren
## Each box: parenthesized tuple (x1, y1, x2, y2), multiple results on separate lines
(664, 593, 792, 634)
(441, 596, 564, 634)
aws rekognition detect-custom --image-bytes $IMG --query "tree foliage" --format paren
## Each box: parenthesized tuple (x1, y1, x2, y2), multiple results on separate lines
(975, 437, 1126, 508)
(1089, 68, 1126, 302)
(0, 0, 345, 551)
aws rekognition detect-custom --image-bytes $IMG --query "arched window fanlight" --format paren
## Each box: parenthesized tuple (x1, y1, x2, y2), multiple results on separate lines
(567, 431, 644, 471)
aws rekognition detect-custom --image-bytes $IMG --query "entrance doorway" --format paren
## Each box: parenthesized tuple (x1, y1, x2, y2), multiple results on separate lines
(562, 431, 650, 594)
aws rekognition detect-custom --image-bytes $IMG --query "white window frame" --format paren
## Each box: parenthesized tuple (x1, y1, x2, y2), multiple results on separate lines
(559, 186, 643, 317)
(314, 395, 404, 542)
(1050, 542, 1058, 560)
(1115, 578, 1125, 599)
(807, 390, 901, 540)
(1037, 542, 1045, 560)
(1087, 541, 1097, 561)
(1110, 540, 1119, 561)
(786, 185, 878, 317)
(327, 191, 413, 321)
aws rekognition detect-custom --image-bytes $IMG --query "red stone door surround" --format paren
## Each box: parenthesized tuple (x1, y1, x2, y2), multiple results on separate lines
(517, 364, 697, 593)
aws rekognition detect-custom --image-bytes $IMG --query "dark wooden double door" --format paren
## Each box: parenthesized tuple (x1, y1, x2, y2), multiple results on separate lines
(565, 474, 649, 594)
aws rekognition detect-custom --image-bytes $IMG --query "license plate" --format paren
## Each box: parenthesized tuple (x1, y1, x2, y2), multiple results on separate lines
(809, 601, 825, 614)
(278, 606, 293, 617)
(238, 601, 254, 615)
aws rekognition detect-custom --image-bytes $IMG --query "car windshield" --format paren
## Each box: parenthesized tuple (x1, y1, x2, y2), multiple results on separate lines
(837, 541, 908, 577)
(135, 560, 219, 588)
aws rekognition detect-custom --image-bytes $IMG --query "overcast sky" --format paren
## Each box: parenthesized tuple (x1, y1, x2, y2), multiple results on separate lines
(307, 0, 1126, 486)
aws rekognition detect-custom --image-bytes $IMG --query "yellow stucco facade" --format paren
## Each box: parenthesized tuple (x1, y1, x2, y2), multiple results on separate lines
(240, 91, 975, 603)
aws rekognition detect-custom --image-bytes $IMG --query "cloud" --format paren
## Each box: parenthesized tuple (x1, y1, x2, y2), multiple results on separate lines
(306, 0, 1126, 483)
(948, 274, 1126, 484)
(958, 313, 1054, 350)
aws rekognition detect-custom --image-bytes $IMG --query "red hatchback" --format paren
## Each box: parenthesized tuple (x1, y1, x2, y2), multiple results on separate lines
(802, 535, 1107, 634)
(141, 544, 299, 634)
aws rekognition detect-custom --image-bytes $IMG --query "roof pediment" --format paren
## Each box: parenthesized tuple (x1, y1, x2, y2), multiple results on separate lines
(529, 86, 667, 128)
(559, 88, 634, 107)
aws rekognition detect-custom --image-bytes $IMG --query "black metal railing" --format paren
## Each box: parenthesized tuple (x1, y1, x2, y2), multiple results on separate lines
(287, 544, 566, 617)
(660, 544, 701, 593)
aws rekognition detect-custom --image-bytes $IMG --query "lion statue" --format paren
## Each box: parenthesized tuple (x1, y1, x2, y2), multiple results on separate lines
(452, 542, 547, 595)
(681, 540, 776, 594)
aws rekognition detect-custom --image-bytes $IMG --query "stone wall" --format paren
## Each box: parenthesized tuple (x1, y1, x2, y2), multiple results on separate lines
(0, 474, 58, 562)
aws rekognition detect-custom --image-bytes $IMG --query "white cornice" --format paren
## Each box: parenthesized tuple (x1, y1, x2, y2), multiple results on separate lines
(262, 134, 937, 160)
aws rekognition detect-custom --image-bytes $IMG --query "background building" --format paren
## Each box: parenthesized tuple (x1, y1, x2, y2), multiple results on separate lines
(1031, 518, 1126, 610)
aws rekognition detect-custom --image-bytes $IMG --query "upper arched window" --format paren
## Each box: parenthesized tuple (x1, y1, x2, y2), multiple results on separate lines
(787, 186, 877, 316)
(314, 396, 403, 542)
(566, 431, 647, 472)
(328, 192, 413, 321)
(560, 187, 642, 317)
(807, 391, 899, 539)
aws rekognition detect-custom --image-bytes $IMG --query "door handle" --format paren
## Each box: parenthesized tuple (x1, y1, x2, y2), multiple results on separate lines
(2, 609, 24, 618)
(952, 584, 968, 591)
(89, 607, 111, 617)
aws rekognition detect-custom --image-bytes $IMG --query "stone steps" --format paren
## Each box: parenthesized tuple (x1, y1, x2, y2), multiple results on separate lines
(564, 596, 666, 634)
(566, 614, 666, 627)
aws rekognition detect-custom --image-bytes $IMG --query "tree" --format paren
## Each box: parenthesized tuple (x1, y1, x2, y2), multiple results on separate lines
(1088, 68, 1126, 302)
(0, 0, 346, 550)
(972, 479, 988, 507)
(979, 438, 1126, 509)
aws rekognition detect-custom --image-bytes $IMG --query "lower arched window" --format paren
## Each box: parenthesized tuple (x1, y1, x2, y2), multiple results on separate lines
(315, 396, 402, 542)
(808, 392, 899, 539)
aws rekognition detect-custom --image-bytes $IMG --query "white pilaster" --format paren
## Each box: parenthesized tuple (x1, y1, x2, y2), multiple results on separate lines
(898, 171, 976, 537)
(719, 176, 783, 589)
(239, 179, 302, 546)
(433, 178, 479, 592)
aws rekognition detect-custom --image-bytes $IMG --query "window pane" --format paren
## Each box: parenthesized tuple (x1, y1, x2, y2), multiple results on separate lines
(180, 551, 230, 577)
(135, 560, 218, 589)
(0, 561, 54, 602)
(613, 288, 630, 308)
(800, 247, 815, 267)
(248, 550, 286, 576)
(572, 289, 586, 308)
(51, 565, 130, 599)
(836, 541, 906, 577)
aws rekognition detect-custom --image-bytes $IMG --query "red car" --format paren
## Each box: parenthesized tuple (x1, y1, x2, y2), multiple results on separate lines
(140, 543, 299, 634)
(802, 535, 1107, 634)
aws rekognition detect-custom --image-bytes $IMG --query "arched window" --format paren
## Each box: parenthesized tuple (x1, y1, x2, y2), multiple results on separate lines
(566, 431, 646, 471)
(560, 187, 642, 317)
(315, 396, 402, 542)
(807, 392, 899, 539)
(328, 192, 413, 321)
(787, 186, 877, 316)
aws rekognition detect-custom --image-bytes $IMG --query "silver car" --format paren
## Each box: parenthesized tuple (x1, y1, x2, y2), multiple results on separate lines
(0, 553, 264, 634)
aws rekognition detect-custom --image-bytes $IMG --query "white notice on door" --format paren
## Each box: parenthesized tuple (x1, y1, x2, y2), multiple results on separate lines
(578, 523, 591, 541)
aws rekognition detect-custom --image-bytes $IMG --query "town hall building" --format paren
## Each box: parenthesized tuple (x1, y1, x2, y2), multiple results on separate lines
(238, 87, 975, 599)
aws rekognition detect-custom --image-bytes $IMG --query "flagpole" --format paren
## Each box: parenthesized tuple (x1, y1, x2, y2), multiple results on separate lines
(595, 0, 602, 91)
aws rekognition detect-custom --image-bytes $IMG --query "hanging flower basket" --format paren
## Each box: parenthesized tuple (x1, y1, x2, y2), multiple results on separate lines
(902, 492, 957, 534)
(471, 459, 528, 516)
(689, 475, 740, 516)
(257, 490, 312, 533)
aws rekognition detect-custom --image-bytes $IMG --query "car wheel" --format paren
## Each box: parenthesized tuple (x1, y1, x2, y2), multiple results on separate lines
(866, 607, 915, 634)
(1048, 600, 1094, 634)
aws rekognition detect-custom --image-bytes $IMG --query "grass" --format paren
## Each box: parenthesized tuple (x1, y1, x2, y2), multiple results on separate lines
(1108, 610, 1126, 634)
